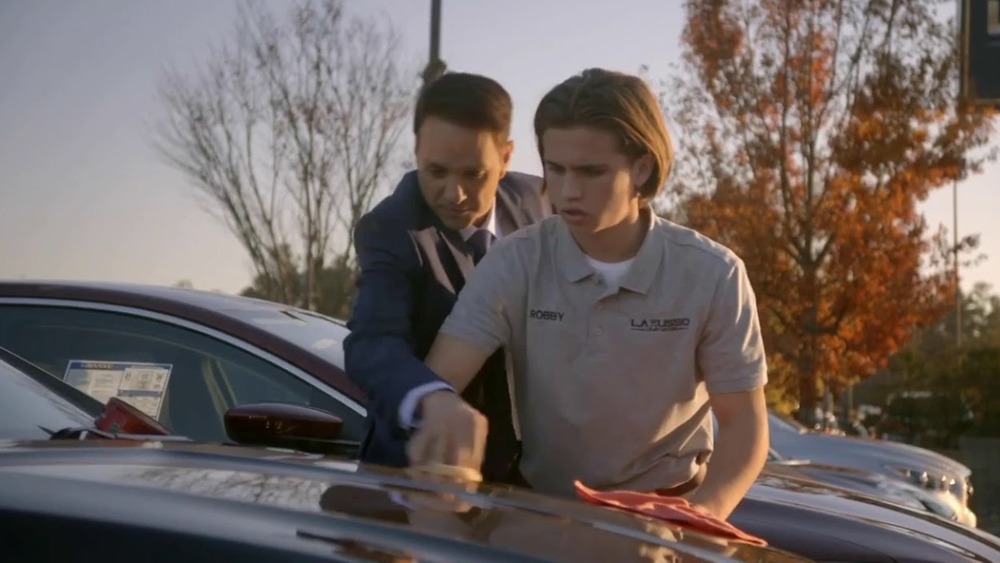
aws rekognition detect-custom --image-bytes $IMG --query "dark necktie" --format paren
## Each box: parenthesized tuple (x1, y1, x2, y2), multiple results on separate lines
(467, 229, 496, 264)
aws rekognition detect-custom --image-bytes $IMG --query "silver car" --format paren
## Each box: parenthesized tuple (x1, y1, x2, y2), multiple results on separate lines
(767, 411, 976, 527)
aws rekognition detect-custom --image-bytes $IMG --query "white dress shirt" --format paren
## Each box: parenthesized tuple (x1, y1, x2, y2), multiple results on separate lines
(397, 204, 502, 429)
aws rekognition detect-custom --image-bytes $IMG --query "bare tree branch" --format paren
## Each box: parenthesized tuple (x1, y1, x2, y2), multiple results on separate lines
(153, 0, 415, 311)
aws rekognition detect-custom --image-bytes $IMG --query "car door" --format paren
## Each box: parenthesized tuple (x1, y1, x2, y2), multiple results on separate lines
(0, 303, 366, 447)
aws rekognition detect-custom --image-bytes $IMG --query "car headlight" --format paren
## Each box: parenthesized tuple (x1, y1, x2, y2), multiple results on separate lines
(960, 477, 973, 502)
(872, 482, 932, 511)
(919, 496, 958, 521)
(875, 479, 959, 520)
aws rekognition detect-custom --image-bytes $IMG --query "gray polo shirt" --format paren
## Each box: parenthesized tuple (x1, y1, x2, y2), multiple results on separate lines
(438, 210, 767, 497)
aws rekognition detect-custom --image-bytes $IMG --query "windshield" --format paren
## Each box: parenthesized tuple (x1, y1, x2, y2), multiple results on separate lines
(0, 353, 97, 440)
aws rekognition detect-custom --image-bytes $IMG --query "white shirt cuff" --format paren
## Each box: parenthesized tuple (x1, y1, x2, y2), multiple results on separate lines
(398, 381, 455, 429)
(388, 490, 413, 508)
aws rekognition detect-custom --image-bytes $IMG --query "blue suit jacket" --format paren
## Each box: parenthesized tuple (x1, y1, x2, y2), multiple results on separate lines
(344, 170, 550, 481)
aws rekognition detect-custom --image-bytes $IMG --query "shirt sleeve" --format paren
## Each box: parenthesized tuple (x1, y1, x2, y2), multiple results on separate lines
(437, 236, 526, 354)
(697, 258, 768, 394)
(398, 381, 455, 429)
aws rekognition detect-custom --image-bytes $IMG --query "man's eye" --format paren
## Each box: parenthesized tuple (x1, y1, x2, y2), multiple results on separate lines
(544, 163, 565, 175)
(427, 168, 447, 178)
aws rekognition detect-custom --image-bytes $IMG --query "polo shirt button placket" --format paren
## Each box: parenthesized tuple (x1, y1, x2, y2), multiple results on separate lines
(590, 294, 609, 358)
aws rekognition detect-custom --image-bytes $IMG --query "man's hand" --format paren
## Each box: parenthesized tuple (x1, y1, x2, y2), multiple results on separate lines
(407, 390, 489, 472)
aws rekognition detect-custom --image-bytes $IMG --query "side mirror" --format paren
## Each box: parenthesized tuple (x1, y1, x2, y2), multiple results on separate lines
(224, 402, 349, 454)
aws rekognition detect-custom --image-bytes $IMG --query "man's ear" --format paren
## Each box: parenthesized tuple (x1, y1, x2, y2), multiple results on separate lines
(632, 153, 653, 192)
(499, 139, 514, 177)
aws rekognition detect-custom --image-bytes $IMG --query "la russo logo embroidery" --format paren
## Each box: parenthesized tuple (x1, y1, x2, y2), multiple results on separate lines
(630, 317, 691, 332)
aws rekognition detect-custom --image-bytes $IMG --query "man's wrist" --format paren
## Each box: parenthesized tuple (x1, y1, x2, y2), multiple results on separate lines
(418, 388, 459, 416)
(399, 382, 455, 429)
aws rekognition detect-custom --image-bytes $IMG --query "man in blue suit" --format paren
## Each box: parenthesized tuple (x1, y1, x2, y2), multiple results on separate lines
(344, 72, 550, 483)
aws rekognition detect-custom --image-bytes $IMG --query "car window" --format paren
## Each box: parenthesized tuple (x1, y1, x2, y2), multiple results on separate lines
(0, 356, 94, 440)
(0, 305, 365, 444)
(220, 307, 348, 370)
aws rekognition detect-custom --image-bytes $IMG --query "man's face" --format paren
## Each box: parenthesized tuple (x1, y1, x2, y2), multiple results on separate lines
(542, 126, 650, 236)
(415, 116, 513, 231)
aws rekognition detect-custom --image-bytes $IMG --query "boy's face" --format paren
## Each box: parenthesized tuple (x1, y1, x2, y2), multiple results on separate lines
(415, 116, 513, 231)
(542, 126, 650, 237)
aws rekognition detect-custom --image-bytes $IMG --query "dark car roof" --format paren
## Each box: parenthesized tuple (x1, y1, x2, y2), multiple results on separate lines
(0, 440, 800, 562)
(0, 279, 283, 310)
(0, 279, 365, 402)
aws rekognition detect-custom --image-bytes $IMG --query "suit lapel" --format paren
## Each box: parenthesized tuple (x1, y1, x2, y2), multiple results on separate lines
(495, 179, 528, 236)
(408, 228, 471, 294)
(404, 176, 476, 292)
(405, 172, 534, 293)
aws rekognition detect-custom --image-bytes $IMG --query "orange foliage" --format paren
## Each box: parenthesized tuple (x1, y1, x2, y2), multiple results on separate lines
(669, 0, 996, 409)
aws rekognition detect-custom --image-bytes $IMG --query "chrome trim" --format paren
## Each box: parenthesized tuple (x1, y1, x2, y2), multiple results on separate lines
(0, 297, 367, 418)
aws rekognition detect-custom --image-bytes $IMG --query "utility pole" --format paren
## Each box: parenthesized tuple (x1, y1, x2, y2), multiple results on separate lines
(421, 0, 446, 86)
(954, 178, 962, 349)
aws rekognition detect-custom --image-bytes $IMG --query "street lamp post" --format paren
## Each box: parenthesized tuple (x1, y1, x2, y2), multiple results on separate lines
(422, 0, 446, 85)
(954, 178, 962, 349)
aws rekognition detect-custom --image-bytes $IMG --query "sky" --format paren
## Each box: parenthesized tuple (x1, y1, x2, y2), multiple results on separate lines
(0, 0, 996, 296)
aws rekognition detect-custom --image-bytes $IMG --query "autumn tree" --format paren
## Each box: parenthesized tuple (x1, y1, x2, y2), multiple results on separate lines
(154, 0, 415, 311)
(665, 0, 996, 417)
(882, 283, 1000, 436)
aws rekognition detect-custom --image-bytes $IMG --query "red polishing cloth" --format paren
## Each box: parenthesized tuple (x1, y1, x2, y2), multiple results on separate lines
(574, 480, 767, 547)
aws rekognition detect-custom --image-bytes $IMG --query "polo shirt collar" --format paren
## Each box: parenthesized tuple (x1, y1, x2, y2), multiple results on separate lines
(619, 209, 663, 295)
(555, 219, 593, 283)
(555, 207, 663, 294)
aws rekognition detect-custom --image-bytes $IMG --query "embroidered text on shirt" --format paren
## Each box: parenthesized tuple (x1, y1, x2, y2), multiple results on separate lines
(630, 318, 691, 332)
(529, 309, 565, 322)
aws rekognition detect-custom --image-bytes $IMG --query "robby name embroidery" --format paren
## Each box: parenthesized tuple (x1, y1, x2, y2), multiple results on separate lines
(530, 309, 564, 322)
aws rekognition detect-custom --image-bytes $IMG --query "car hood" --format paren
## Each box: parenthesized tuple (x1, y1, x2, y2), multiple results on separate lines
(0, 440, 799, 562)
(731, 466, 1000, 562)
(767, 460, 933, 508)
(771, 429, 971, 478)
(765, 460, 979, 527)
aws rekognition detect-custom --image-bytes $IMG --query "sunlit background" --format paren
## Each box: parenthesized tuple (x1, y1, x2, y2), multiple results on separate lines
(1, 0, 995, 295)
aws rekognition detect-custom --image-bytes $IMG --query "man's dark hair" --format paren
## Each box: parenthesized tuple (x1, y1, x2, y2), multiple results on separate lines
(413, 72, 513, 143)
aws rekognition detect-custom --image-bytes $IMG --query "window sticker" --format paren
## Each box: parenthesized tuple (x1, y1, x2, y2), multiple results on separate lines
(63, 360, 173, 419)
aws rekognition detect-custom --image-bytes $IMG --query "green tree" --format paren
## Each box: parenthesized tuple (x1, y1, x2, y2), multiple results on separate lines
(880, 284, 1000, 436)
(239, 244, 356, 319)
